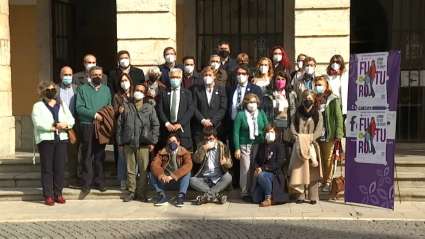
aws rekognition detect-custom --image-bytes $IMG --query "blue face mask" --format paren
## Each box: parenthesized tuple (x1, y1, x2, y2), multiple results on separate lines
(169, 142, 178, 151)
(63, 76, 72, 85)
(314, 85, 324, 94)
(170, 78, 181, 88)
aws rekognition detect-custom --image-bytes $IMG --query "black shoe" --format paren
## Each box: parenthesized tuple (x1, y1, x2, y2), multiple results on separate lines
(81, 184, 90, 193)
(218, 194, 227, 204)
(176, 197, 184, 207)
(123, 193, 135, 202)
(135, 192, 148, 202)
(296, 200, 304, 204)
(310, 200, 317, 205)
(242, 195, 252, 203)
(96, 184, 107, 192)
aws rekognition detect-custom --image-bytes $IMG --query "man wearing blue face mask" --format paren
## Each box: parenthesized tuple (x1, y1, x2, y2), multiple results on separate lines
(158, 68, 195, 151)
(57, 66, 81, 189)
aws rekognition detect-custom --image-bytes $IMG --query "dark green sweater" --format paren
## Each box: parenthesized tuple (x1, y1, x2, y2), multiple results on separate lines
(233, 110, 269, 150)
(76, 84, 112, 124)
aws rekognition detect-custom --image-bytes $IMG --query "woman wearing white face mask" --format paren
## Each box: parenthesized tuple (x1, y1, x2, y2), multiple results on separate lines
(323, 54, 349, 117)
(113, 73, 134, 190)
(253, 58, 274, 123)
(233, 94, 269, 202)
(252, 125, 289, 207)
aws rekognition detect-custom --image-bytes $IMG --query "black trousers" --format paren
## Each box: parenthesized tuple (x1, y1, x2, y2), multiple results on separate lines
(80, 123, 106, 186)
(228, 120, 240, 185)
(38, 141, 67, 198)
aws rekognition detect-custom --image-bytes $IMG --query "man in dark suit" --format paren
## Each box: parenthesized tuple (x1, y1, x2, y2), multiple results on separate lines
(158, 47, 184, 88)
(158, 68, 195, 151)
(182, 55, 202, 90)
(192, 66, 227, 148)
(108, 50, 145, 96)
(72, 54, 108, 86)
(227, 64, 264, 186)
(57, 66, 81, 189)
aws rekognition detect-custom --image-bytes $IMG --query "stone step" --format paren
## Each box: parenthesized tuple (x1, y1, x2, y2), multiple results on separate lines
(0, 186, 422, 202)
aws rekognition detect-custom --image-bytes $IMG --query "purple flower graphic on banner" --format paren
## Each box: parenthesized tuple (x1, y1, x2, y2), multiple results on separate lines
(377, 167, 392, 186)
(378, 185, 395, 209)
(359, 181, 379, 205)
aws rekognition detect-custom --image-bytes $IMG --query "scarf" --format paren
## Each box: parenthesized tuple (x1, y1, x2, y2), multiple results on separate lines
(273, 91, 288, 112)
(314, 93, 328, 109)
(148, 81, 159, 97)
(300, 105, 317, 118)
(245, 109, 259, 140)
(330, 69, 341, 75)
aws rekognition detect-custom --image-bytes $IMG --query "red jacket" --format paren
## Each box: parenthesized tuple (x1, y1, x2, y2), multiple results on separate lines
(368, 122, 376, 136)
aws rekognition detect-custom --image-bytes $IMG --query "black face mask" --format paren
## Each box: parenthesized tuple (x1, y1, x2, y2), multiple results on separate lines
(303, 99, 313, 108)
(92, 77, 102, 86)
(45, 90, 56, 100)
(218, 50, 230, 58)
(149, 75, 158, 82)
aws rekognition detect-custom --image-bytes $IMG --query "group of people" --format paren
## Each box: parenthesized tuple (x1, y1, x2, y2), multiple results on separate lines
(32, 41, 346, 208)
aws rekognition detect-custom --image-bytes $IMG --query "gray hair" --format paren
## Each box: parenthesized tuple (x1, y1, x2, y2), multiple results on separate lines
(210, 54, 220, 62)
(148, 66, 162, 77)
(89, 66, 103, 76)
(36, 81, 58, 100)
(169, 68, 183, 78)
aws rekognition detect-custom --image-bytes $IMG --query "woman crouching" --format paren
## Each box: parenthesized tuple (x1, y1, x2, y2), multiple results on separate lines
(252, 125, 289, 207)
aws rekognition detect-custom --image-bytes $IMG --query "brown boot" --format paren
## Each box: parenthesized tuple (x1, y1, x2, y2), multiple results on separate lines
(260, 198, 272, 207)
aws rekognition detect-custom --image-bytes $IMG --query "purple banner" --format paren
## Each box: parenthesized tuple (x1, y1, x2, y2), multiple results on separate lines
(345, 51, 401, 210)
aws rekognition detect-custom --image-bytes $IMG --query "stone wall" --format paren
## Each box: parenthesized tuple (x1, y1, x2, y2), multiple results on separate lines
(294, 0, 350, 73)
(0, 0, 15, 157)
(116, 0, 177, 74)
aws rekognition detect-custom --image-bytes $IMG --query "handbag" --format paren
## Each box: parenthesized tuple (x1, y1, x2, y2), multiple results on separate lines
(60, 101, 77, 144)
(134, 105, 154, 145)
(273, 117, 288, 128)
(330, 141, 345, 199)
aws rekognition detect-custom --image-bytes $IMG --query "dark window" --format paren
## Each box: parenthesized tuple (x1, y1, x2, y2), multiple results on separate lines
(196, 0, 284, 70)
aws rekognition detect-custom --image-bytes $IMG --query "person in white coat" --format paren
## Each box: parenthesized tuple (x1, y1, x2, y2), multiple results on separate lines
(323, 55, 349, 118)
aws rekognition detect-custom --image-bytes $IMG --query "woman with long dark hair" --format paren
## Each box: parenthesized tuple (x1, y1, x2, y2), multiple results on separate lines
(288, 89, 323, 205)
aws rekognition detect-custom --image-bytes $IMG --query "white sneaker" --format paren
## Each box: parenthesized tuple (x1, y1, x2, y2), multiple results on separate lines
(120, 181, 127, 190)
(318, 182, 324, 189)
(322, 183, 331, 192)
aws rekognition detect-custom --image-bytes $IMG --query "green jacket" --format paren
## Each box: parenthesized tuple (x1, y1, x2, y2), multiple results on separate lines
(76, 84, 112, 124)
(31, 101, 75, 144)
(324, 94, 344, 141)
(193, 140, 233, 177)
(233, 109, 269, 150)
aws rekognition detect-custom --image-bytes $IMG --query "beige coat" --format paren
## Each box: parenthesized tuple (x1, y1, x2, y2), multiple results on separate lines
(288, 112, 323, 193)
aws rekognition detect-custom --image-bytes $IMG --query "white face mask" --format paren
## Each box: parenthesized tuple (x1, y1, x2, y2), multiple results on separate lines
(237, 75, 247, 84)
(265, 132, 276, 143)
(211, 62, 220, 70)
(85, 63, 95, 72)
(184, 65, 194, 74)
(120, 81, 130, 90)
(331, 63, 340, 71)
(204, 76, 213, 85)
(260, 66, 269, 74)
(165, 54, 175, 63)
(133, 91, 144, 100)
(119, 59, 130, 68)
(273, 55, 282, 62)
(208, 140, 216, 148)
(247, 103, 257, 111)
(305, 66, 315, 75)
(297, 61, 304, 69)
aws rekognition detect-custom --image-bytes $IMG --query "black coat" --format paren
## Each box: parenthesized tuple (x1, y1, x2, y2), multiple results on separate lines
(220, 57, 238, 74)
(182, 71, 202, 90)
(253, 142, 289, 204)
(108, 66, 145, 95)
(158, 87, 195, 138)
(158, 63, 185, 88)
(192, 85, 227, 136)
(72, 71, 108, 87)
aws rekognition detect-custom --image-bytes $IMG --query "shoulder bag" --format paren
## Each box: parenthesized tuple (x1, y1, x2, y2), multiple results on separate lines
(60, 101, 77, 144)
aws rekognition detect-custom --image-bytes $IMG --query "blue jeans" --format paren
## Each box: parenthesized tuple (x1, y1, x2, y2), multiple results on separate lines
(252, 172, 274, 204)
(148, 172, 191, 195)
(117, 149, 138, 181)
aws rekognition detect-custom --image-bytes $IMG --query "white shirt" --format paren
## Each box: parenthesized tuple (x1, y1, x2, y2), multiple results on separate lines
(231, 82, 248, 120)
(206, 86, 214, 105)
(165, 87, 181, 126)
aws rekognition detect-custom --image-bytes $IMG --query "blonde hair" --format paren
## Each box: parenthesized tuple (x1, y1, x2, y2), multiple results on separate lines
(241, 93, 261, 108)
(236, 53, 249, 64)
(253, 57, 274, 83)
(201, 66, 218, 78)
(313, 75, 333, 95)
(36, 81, 57, 100)
(301, 89, 317, 101)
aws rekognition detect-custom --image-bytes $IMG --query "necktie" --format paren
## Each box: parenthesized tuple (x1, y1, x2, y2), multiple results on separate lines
(171, 89, 177, 122)
(237, 86, 243, 112)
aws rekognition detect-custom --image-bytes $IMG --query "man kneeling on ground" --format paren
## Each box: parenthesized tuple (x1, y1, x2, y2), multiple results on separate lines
(149, 133, 192, 207)
(190, 126, 233, 204)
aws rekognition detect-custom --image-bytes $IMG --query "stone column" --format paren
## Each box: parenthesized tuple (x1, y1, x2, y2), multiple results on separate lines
(294, 0, 350, 73)
(116, 0, 177, 73)
(0, 0, 15, 157)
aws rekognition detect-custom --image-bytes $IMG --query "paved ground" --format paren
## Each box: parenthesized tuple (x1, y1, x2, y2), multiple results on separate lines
(0, 220, 424, 239)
